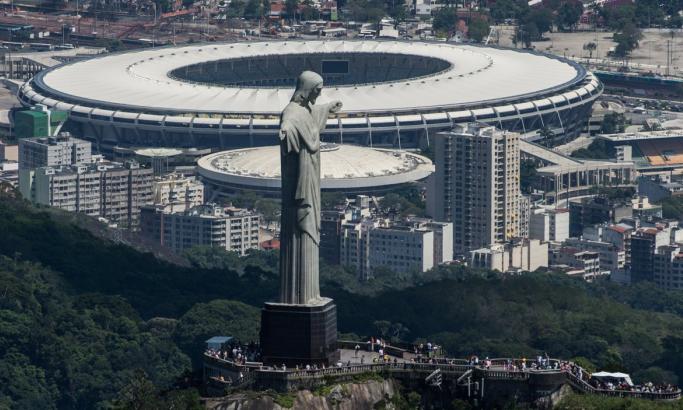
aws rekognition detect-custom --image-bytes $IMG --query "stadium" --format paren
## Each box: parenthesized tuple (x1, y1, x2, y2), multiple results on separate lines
(197, 143, 434, 196)
(18, 40, 603, 150)
(597, 130, 683, 173)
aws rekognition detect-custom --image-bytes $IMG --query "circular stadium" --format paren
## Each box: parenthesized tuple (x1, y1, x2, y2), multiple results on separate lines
(197, 143, 434, 196)
(19, 40, 603, 150)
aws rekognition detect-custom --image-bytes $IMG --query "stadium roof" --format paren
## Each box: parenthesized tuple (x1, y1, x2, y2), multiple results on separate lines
(197, 143, 434, 189)
(34, 40, 583, 115)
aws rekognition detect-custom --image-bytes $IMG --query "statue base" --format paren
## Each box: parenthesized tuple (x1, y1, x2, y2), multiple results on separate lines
(260, 297, 338, 366)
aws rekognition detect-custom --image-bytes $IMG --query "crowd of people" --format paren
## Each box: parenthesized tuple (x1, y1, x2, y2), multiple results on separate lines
(205, 341, 261, 365)
(589, 379, 678, 394)
(205, 339, 679, 396)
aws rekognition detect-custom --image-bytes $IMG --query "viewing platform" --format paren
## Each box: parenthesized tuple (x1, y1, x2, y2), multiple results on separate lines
(203, 341, 681, 403)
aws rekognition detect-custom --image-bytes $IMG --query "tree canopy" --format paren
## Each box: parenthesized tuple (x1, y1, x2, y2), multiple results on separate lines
(1, 186, 683, 406)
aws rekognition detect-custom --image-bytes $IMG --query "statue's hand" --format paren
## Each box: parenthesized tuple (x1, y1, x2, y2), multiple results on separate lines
(279, 128, 287, 140)
(329, 101, 343, 113)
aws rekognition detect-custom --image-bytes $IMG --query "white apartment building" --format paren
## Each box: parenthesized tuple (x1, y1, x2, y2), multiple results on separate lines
(141, 204, 260, 255)
(152, 173, 204, 208)
(340, 218, 453, 279)
(550, 248, 602, 280)
(340, 218, 381, 280)
(18, 132, 91, 170)
(529, 206, 569, 243)
(432, 123, 521, 256)
(26, 161, 153, 227)
(470, 239, 548, 273)
(369, 226, 434, 275)
(564, 237, 626, 275)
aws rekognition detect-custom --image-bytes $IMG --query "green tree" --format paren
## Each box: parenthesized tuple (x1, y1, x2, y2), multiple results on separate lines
(244, 0, 261, 18)
(489, 0, 529, 22)
(600, 4, 636, 31)
(468, 17, 490, 42)
(527, 8, 553, 36)
(255, 198, 279, 223)
(322, 192, 347, 209)
(174, 300, 260, 366)
(613, 23, 643, 57)
(513, 22, 540, 48)
(571, 139, 614, 159)
(228, 0, 246, 17)
(555, 1, 583, 31)
(285, 0, 299, 21)
(600, 112, 626, 134)
(433, 7, 458, 33)
(112, 370, 160, 410)
(583, 41, 597, 59)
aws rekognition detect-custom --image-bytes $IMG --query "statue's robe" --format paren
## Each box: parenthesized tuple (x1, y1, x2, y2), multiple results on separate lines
(278, 101, 330, 305)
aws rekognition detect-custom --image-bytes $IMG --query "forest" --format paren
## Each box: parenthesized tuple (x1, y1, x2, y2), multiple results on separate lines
(1, 186, 683, 408)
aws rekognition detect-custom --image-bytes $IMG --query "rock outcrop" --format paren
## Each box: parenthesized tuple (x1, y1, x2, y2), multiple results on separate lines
(205, 379, 399, 410)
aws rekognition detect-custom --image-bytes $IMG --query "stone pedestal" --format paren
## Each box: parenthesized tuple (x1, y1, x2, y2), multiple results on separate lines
(260, 297, 338, 366)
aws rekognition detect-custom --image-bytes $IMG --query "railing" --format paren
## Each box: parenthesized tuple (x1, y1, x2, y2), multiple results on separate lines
(563, 369, 681, 400)
(203, 351, 681, 401)
(592, 388, 681, 401)
(565, 370, 595, 394)
(204, 353, 263, 367)
(456, 369, 473, 385)
(480, 369, 530, 381)
(337, 340, 412, 358)
(256, 361, 474, 381)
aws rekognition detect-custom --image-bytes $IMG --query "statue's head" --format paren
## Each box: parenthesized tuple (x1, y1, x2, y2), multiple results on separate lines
(291, 71, 323, 106)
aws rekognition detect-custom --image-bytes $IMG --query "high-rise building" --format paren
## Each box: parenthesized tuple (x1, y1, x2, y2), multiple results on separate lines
(18, 132, 91, 170)
(140, 203, 260, 255)
(433, 123, 521, 256)
(28, 161, 153, 227)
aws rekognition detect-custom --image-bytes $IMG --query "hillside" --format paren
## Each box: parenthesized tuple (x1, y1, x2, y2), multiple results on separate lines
(1, 186, 683, 407)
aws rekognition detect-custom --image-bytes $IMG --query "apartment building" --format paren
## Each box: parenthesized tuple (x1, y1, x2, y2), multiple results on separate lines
(339, 217, 453, 279)
(470, 238, 548, 273)
(432, 123, 521, 256)
(152, 173, 204, 208)
(653, 245, 683, 291)
(529, 206, 570, 243)
(28, 161, 153, 227)
(140, 203, 260, 255)
(18, 132, 91, 170)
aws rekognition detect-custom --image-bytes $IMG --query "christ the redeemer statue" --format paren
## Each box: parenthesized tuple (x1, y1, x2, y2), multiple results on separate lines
(278, 71, 342, 305)
(260, 71, 342, 365)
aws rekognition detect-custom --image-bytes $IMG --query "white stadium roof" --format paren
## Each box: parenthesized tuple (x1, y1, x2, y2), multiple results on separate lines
(197, 144, 434, 190)
(35, 40, 582, 115)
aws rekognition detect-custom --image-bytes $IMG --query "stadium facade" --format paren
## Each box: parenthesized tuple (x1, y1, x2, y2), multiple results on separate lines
(18, 40, 603, 150)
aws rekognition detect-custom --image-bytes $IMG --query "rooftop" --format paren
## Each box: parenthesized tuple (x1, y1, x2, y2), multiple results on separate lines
(197, 144, 433, 190)
(33, 40, 583, 115)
